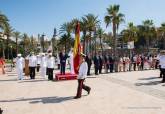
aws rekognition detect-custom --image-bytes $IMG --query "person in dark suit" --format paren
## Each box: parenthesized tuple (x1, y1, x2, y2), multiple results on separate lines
(86, 54, 92, 75)
(98, 53, 103, 74)
(109, 55, 114, 73)
(59, 49, 68, 75)
(94, 53, 99, 75)
(104, 54, 109, 73)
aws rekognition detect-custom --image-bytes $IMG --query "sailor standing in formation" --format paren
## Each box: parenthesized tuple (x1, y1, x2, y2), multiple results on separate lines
(28, 52, 37, 79)
(47, 53, 55, 80)
(16, 54, 25, 80)
(40, 53, 47, 78)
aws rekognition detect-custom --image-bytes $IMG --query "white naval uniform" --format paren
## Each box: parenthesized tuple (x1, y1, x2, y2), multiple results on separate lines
(28, 55, 37, 67)
(37, 56, 41, 65)
(78, 62, 88, 79)
(40, 56, 47, 78)
(47, 56, 55, 80)
(47, 57, 55, 69)
(28, 55, 37, 79)
(69, 51, 75, 74)
(159, 55, 165, 69)
(159, 55, 165, 82)
(16, 57, 25, 80)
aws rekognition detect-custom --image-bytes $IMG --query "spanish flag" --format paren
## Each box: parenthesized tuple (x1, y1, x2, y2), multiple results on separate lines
(73, 22, 81, 74)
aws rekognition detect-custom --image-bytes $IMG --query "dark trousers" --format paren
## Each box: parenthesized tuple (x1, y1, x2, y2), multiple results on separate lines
(48, 68, 54, 80)
(29, 67, 36, 79)
(60, 63, 66, 75)
(99, 65, 102, 74)
(161, 68, 165, 82)
(140, 63, 144, 70)
(58, 64, 60, 69)
(37, 64, 40, 72)
(76, 79, 91, 98)
(110, 64, 114, 73)
(87, 65, 91, 75)
(160, 67, 163, 78)
(133, 63, 136, 71)
(46, 68, 48, 75)
(95, 65, 99, 75)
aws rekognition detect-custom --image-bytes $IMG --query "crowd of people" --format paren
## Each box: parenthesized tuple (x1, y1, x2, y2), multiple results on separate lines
(0, 50, 164, 82)
(0, 49, 165, 99)
(85, 53, 160, 76)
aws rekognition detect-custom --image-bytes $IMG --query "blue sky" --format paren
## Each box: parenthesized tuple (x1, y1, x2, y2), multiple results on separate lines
(0, 0, 165, 38)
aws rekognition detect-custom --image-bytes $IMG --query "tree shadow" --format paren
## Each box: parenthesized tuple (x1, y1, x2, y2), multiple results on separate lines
(135, 81, 162, 86)
(0, 95, 80, 104)
(138, 77, 160, 80)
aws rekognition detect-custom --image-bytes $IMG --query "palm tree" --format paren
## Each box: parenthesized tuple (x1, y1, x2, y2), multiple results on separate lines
(22, 33, 30, 56)
(121, 22, 138, 43)
(82, 14, 100, 55)
(4, 24, 13, 59)
(70, 18, 80, 33)
(13, 31, 21, 54)
(0, 12, 10, 58)
(58, 34, 74, 52)
(104, 4, 125, 71)
(60, 22, 73, 50)
(60, 22, 72, 36)
(157, 23, 165, 49)
(142, 19, 156, 51)
(97, 27, 105, 55)
(80, 18, 88, 53)
(0, 12, 9, 31)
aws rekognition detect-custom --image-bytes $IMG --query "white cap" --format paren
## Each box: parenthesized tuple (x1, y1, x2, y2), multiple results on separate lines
(49, 53, 52, 56)
(17, 54, 21, 57)
(41, 53, 45, 56)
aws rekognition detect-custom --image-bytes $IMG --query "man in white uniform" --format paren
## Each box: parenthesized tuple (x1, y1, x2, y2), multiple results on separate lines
(40, 53, 47, 78)
(69, 48, 75, 74)
(28, 52, 37, 79)
(16, 54, 25, 80)
(159, 50, 165, 83)
(74, 53, 91, 99)
(47, 53, 55, 80)
(36, 55, 41, 72)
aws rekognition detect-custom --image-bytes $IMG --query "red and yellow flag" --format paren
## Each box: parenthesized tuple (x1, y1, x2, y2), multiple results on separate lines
(73, 22, 81, 74)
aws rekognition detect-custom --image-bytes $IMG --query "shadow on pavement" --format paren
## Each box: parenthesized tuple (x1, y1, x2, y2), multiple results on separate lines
(0, 78, 17, 82)
(138, 77, 160, 80)
(135, 81, 162, 86)
(18, 79, 47, 83)
(29, 96, 74, 104)
(0, 95, 87, 104)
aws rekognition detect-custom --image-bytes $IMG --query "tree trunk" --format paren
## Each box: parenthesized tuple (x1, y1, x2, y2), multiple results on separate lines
(6, 35, 9, 59)
(100, 37, 103, 56)
(146, 38, 150, 52)
(16, 37, 18, 55)
(113, 22, 118, 72)
(89, 31, 92, 56)
(83, 31, 86, 54)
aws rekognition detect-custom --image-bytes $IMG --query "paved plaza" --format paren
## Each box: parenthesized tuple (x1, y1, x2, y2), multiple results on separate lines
(1, 69, 165, 114)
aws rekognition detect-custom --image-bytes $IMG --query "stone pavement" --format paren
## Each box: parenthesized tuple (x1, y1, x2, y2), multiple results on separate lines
(0, 69, 165, 114)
